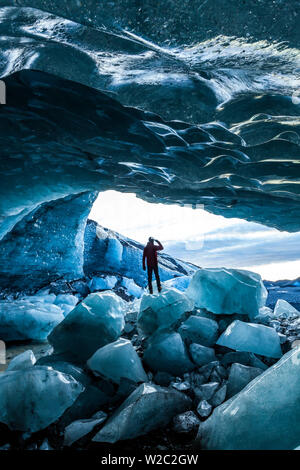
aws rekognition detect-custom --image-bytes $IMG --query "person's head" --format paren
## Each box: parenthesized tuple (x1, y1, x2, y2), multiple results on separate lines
(148, 237, 154, 244)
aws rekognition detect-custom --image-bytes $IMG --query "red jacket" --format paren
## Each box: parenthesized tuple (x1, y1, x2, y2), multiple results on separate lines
(143, 241, 163, 268)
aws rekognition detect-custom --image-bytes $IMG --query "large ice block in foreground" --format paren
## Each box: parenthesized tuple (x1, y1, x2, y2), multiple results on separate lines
(143, 330, 194, 376)
(217, 320, 282, 358)
(178, 315, 218, 347)
(87, 338, 148, 384)
(0, 297, 64, 341)
(186, 268, 267, 318)
(138, 287, 193, 336)
(93, 383, 192, 443)
(0, 366, 83, 432)
(274, 299, 300, 319)
(48, 292, 125, 362)
(197, 347, 300, 450)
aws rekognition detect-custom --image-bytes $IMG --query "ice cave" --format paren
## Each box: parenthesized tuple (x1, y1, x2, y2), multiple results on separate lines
(0, 0, 300, 453)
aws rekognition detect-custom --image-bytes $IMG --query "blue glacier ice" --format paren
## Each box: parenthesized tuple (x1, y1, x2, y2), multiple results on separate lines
(87, 337, 148, 384)
(138, 287, 194, 336)
(84, 221, 196, 291)
(88, 276, 118, 292)
(0, 366, 84, 432)
(178, 315, 219, 347)
(189, 343, 216, 366)
(120, 278, 144, 298)
(143, 330, 194, 376)
(274, 299, 300, 319)
(64, 411, 107, 447)
(6, 350, 36, 372)
(217, 320, 282, 358)
(162, 276, 192, 292)
(227, 363, 264, 398)
(186, 268, 267, 318)
(48, 291, 125, 362)
(0, 296, 64, 341)
(197, 347, 300, 450)
(92, 383, 192, 443)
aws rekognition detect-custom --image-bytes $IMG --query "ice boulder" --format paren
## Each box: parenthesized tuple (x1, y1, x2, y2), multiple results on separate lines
(186, 268, 267, 318)
(143, 330, 194, 376)
(178, 316, 218, 347)
(216, 320, 282, 358)
(0, 298, 64, 341)
(172, 411, 200, 433)
(274, 299, 300, 319)
(227, 363, 264, 398)
(87, 338, 148, 384)
(121, 278, 143, 298)
(197, 347, 300, 450)
(189, 343, 216, 366)
(0, 366, 84, 432)
(163, 276, 192, 292)
(138, 287, 193, 336)
(88, 276, 118, 292)
(48, 291, 125, 362)
(93, 383, 192, 443)
(6, 350, 36, 372)
(64, 412, 107, 446)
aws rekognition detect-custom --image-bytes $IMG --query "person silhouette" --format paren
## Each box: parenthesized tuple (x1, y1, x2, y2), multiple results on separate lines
(143, 237, 163, 294)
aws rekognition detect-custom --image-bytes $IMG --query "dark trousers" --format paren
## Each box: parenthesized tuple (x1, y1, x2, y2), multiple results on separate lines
(147, 264, 161, 294)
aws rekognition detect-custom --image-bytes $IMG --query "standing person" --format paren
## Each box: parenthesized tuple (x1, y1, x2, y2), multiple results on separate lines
(143, 237, 164, 294)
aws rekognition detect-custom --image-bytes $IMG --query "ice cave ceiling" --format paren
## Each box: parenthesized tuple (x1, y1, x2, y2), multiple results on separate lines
(0, 1, 299, 289)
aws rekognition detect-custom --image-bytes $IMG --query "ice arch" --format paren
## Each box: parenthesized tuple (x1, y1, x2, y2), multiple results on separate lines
(0, 69, 299, 290)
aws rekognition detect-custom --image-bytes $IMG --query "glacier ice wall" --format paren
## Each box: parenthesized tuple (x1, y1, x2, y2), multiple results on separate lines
(84, 220, 196, 288)
(0, 191, 97, 291)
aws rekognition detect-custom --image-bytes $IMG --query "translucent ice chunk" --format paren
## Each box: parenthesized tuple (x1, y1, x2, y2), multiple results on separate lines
(87, 338, 148, 384)
(186, 268, 267, 318)
(54, 294, 78, 307)
(197, 400, 212, 418)
(143, 330, 194, 376)
(64, 412, 107, 446)
(189, 343, 216, 366)
(138, 287, 194, 336)
(163, 276, 192, 292)
(6, 350, 36, 371)
(88, 276, 118, 292)
(0, 297, 64, 341)
(48, 291, 125, 362)
(274, 299, 300, 319)
(217, 320, 282, 358)
(179, 315, 218, 347)
(197, 347, 300, 450)
(227, 363, 264, 398)
(121, 277, 143, 298)
(93, 383, 192, 443)
(172, 411, 200, 433)
(0, 366, 83, 432)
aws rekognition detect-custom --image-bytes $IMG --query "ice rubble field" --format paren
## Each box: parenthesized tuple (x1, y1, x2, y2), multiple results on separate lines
(0, 267, 300, 450)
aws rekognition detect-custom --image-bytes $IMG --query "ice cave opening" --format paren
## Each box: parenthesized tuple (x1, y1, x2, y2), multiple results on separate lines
(0, 60, 300, 450)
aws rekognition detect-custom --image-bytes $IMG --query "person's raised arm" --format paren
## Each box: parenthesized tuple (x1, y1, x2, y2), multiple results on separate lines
(155, 239, 163, 251)
(143, 247, 146, 270)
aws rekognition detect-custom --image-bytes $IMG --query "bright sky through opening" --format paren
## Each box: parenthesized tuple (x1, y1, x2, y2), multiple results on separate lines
(90, 191, 300, 281)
